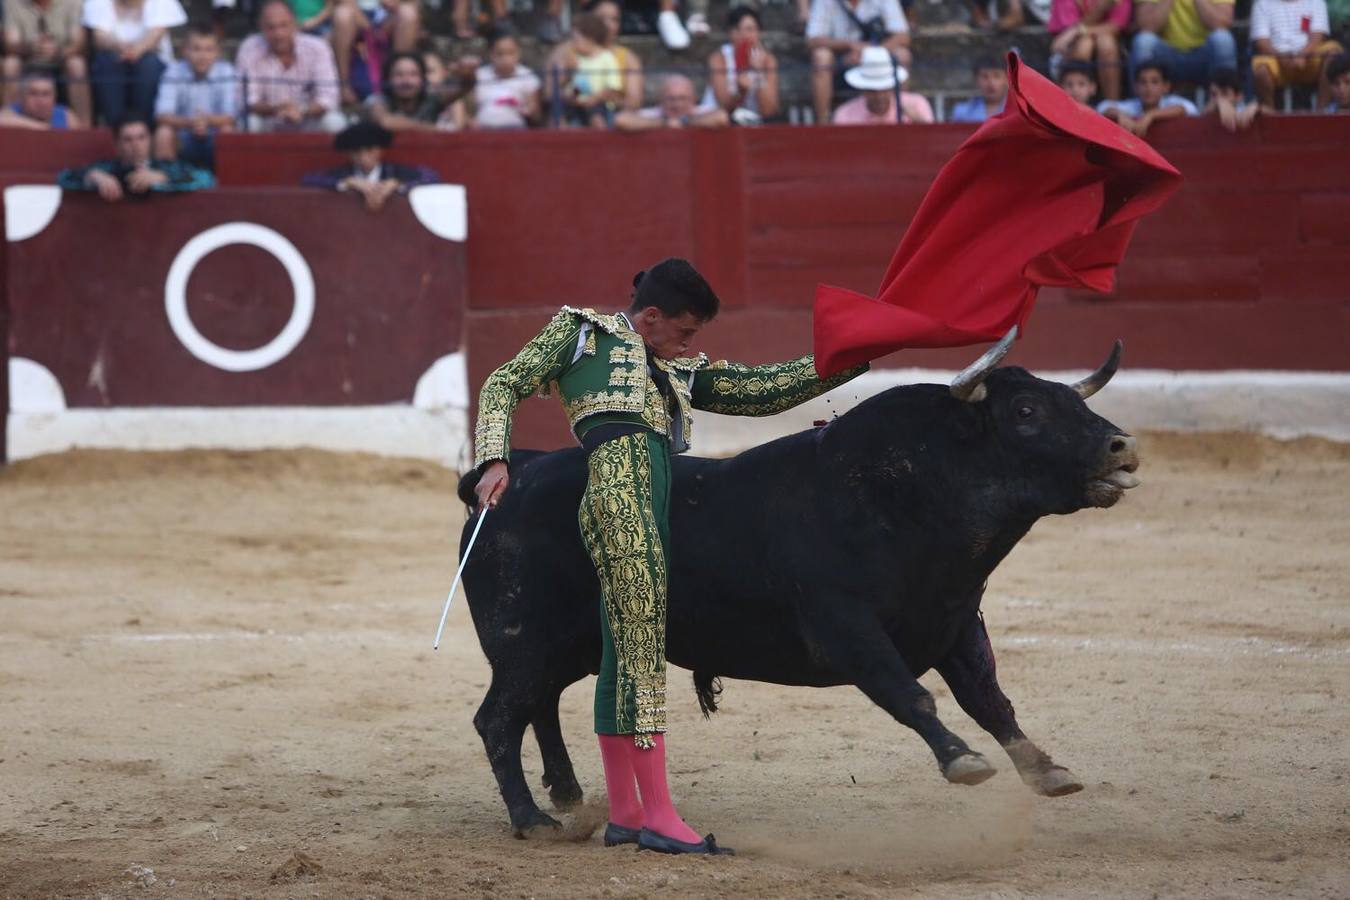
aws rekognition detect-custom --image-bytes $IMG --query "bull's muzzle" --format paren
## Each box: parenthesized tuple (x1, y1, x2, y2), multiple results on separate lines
(1086, 434, 1141, 508)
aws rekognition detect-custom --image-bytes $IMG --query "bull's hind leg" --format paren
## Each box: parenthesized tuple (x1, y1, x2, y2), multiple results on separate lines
(935, 614, 1083, 797)
(805, 605, 996, 785)
(533, 688, 584, 810)
(473, 678, 560, 836)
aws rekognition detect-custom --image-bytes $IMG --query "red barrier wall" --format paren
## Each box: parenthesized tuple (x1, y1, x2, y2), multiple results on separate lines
(4, 188, 465, 407)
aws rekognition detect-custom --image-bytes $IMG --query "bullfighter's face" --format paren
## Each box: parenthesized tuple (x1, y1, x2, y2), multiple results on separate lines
(629, 308, 706, 360)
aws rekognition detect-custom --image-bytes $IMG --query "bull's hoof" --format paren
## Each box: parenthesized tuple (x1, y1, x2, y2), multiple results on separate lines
(511, 809, 562, 838)
(1022, 765, 1083, 797)
(942, 753, 997, 786)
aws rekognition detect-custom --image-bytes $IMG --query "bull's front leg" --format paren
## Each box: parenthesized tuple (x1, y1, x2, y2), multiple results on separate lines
(805, 607, 997, 786)
(935, 613, 1083, 797)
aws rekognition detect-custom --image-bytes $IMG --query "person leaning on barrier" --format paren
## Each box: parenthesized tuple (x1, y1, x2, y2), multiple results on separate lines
(300, 121, 439, 213)
(235, 0, 345, 133)
(613, 73, 728, 131)
(1, 0, 92, 124)
(57, 116, 215, 202)
(0, 67, 83, 128)
(153, 23, 236, 169)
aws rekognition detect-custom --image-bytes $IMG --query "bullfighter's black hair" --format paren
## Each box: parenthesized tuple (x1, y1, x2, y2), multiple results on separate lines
(629, 258, 721, 322)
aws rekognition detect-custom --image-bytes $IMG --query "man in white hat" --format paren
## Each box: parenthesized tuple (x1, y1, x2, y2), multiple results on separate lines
(832, 45, 934, 124)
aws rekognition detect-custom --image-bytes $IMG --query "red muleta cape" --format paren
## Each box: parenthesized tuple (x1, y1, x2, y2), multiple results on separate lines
(813, 53, 1183, 377)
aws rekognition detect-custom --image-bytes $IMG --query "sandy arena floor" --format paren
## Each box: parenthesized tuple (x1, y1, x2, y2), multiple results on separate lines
(1, 432, 1347, 898)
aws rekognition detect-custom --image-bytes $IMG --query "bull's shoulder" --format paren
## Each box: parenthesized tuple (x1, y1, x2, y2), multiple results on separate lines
(558, 305, 631, 337)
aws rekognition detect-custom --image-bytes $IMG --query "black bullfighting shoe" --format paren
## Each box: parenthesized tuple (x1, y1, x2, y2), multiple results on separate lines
(637, 828, 735, 855)
(603, 823, 641, 847)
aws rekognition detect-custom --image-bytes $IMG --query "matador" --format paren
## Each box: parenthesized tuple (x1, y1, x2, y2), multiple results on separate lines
(471, 259, 867, 855)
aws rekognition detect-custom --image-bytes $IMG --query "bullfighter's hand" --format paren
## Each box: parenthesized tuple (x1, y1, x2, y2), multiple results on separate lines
(476, 461, 509, 509)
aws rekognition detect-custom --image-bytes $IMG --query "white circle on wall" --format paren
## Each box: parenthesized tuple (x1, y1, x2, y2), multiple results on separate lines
(164, 222, 315, 373)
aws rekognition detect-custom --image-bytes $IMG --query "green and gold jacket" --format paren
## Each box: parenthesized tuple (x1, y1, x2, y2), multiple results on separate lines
(473, 306, 868, 469)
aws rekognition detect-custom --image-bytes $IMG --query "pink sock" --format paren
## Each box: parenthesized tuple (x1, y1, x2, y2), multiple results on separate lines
(629, 734, 702, 843)
(597, 735, 644, 829)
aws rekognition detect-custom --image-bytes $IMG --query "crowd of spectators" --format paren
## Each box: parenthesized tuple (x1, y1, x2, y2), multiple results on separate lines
(5, 0, 1350, 197)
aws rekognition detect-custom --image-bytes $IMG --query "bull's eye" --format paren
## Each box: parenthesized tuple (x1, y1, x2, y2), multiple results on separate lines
(1017, 405, 1035, 419)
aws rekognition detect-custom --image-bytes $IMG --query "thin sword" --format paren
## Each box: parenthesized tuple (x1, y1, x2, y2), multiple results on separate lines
(433, 507, 488, 650)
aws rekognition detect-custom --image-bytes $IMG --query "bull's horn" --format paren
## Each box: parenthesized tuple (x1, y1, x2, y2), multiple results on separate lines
(1069, 340, 1123, 399)
(949, 326, 1018, 403)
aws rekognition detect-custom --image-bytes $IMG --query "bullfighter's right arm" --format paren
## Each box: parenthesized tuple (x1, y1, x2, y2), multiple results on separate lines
(473, 311, 584, 470)
(689, 355, 869, 417)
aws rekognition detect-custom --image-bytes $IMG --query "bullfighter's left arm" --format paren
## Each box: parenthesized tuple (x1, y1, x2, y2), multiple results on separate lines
(689, 355, 868, 417)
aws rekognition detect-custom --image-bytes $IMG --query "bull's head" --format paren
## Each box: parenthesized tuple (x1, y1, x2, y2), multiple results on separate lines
(948, 327, 1140, 512)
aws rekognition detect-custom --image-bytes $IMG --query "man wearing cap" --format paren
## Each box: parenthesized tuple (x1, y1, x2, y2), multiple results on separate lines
(832, 45, 935, 124)
(300, 121, 439, 212)
(471, 259, 868, 855)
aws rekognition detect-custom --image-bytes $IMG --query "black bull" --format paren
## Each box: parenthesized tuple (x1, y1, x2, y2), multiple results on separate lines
(457, 342, 1140, 835)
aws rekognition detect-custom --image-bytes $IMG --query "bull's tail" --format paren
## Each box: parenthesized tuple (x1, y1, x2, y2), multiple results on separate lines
(457, 469, 482, 509)
(693, 671, 723, 718)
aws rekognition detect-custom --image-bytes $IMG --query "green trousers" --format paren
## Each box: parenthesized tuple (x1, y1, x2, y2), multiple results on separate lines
(577, 430, 672, 747)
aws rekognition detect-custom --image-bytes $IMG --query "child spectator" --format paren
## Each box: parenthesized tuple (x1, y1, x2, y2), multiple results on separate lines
(1098, 61, 1198, 135)
(57, 116, 214, 201)
(1205, 66, 1258, 129)
(1048, 0, 1131, 100)
(153, 24, 236, 168)
(301, 120, 438, 212)
(705, 6, 781, 123)
(831, 45, 933, 123)
(2, 0, 92, 124)
(1250, 0, 1344, 111)
(0, 67, 83, 128)
(950, 57, 1008, 122)
(1058, 58, 1099, 106)
(1323, 52, 1350, 110)
(565, 11, 623, 128)
(84, 0, 188, 124)
(544, 0, 645, 114)
(471, 30, 541, 129)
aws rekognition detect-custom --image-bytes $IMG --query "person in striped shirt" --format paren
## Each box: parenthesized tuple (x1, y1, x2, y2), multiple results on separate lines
(1250, 0, 1344, 110)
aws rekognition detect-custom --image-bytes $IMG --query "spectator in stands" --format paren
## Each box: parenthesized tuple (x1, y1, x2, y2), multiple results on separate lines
(1205, 66, 1258, 129)
(1131, 0, 1237, 86)
(84, 0, 187, 124)
(545, 0, 644, 114)
(563, 10, 624, 127)
(452, 0, 503, 39)
(614, 73, 728, 129)
(1048, 0, 1130, 100)
(831, 44, 933, 123)
(1251, 0, 1344, 111)
(1, 0, 92, 124)
(1098, 61, 1198, 134)
(1324, 52, 1350, 109)
(705, 6, 781, 124)
(289, 0, 335, 35)
(950, 57, 1008, 122)
(470, 29, 541, 129)
(807, 0, 911, 125)
(1057, 58, 1099, 106)
(331, 0, 419, 105)
(0, 66, 83, 127)
(57, 116, 214, 201)
(236, 0, 345, 132)
(301, 120, 438, 211)
(153, 24, 236, 168)
(971, 0, 1052, 30)
(365, 50, 446, 129)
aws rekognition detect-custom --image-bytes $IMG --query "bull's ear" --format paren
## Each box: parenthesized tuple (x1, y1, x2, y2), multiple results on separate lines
(949, 327, 1018, 403)
(1068, 340, 1123, 399)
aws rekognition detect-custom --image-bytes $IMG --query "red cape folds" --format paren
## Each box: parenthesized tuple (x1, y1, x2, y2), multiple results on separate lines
(812, 53, 1183, 377)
